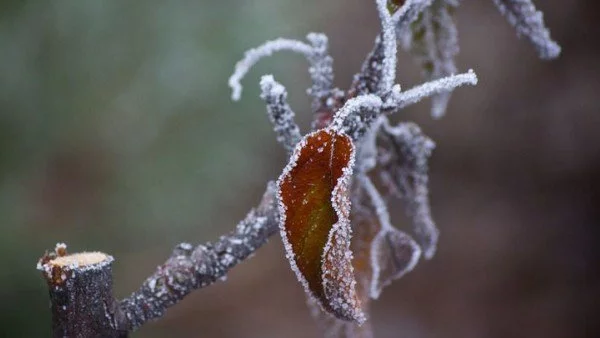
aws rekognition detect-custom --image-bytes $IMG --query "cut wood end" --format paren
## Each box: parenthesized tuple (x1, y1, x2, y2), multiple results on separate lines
(38, 250, 114, 285)
(50, 252, 111, 268)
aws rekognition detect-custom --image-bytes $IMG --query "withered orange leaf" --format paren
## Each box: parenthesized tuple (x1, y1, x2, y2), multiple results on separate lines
(309, 177, 421, 337)
(277, 128, 364, 323)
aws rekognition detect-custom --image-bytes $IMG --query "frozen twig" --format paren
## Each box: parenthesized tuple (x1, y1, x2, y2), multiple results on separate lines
(330, 95, 383, 141)
(492, 0, 561, 59)
(349, 34, 385, 97)
(358, 175, 393, 233)
(375, 0, 398, 94)
(384, 69, 478, 114)
(229, 38, 312, 101)
(119, 182, 279, 330)
(393, 0, 434, 38)
(260, 75, 302, 152)
(305, 33, 336, 111)
(228, 34, 335, 107)
(402, 0, 461, 118)
(38, 182, 280, 336)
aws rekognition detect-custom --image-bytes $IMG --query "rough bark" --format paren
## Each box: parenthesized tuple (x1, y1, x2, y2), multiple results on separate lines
(38, 249, 127, 337)
(37, 182, 278, 337)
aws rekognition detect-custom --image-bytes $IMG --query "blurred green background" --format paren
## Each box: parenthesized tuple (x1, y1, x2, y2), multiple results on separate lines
(1, 1, 598, 337)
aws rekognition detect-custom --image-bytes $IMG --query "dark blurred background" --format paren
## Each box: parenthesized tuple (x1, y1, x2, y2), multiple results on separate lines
(1, 0, 598, 337)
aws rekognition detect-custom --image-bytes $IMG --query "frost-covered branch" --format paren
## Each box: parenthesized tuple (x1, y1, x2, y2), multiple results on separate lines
(305, 33, 336, 111)
(393, 0, 434, 37)
(384, 69, 478, 114)
(375, 0, 398, 94)
(349, 34, 385, 97)
(330, 95, 383, 141)
(228, 33, 335, 109)
(38, 182, 279, 336)
(120, 181, 279, 330)
(401, 0, 460, 118)
(493, 0, 561, 59)
(260, 75, 302, 152)
(228, 38, 312, 101)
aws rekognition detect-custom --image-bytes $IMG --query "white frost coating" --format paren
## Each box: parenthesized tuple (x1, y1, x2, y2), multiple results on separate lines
(321, 148, 365, 323)
(378, 121, 439, 259)
(259, 74, 302, 152)
(305, 33, 335, 108)
(359, 175, 421, 299)
(398, 0, 461, 118)
(228, 38, 313, 101)
(229, 33, 334, 103)
(405, 0, 461, 118)
(375, 0, 397, 94)
(260, 75, 286, 97)
(358, 175, 392, 233)
(307, 296, 373, 338)
(276, 128, 361, 322)
(492, 0, 561, 59)
(355, 116, 385, 174)
(330, 94, 382, 141)
(393, 0, 434, 41)
(386, 69, 477, 111)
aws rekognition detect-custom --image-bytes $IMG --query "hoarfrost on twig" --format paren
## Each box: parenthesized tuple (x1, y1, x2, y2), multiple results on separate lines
(259, 75, 302, 152)
(330, 95, 383, 141)
(402, 0, 461, 118)
(305, 33, 335, 110)
(375, 0, 398, 94)
(354, 117, 385, 174)
(385, 69, 478, 113)
(119, 182, 280, 330)
(229, 34, 335, 105)
(350, 34, 385, 97)
(492, 0, 561, 59)
(393, 0, 434, 39)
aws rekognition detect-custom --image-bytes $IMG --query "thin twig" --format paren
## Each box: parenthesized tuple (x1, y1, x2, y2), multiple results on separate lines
(118, 182, 279, 331)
